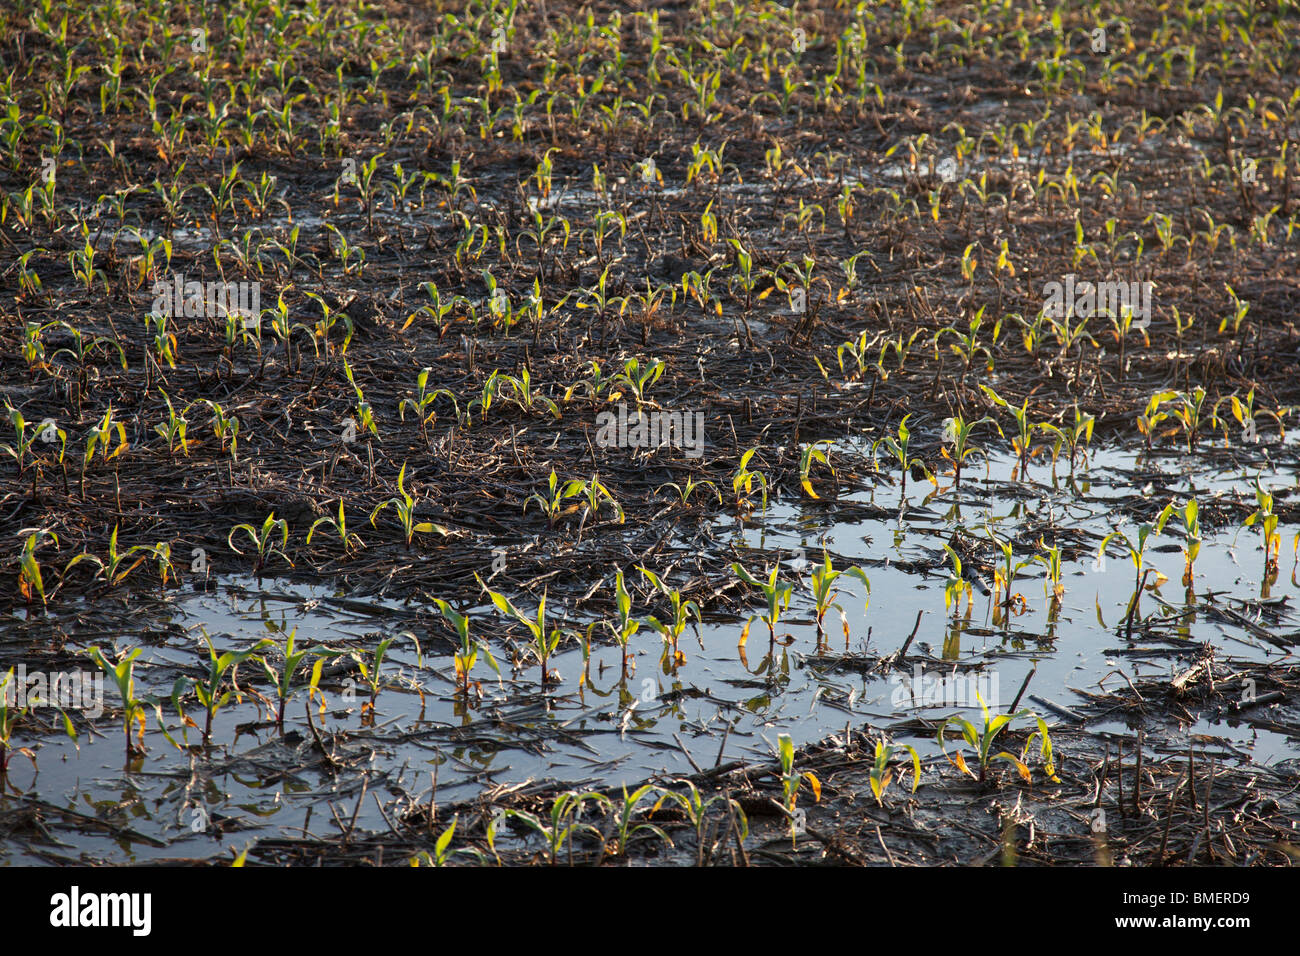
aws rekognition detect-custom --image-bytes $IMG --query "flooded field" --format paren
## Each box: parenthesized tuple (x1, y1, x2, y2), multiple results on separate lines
(6, 442, 1300, 864)
(3, 0, 1300, 867)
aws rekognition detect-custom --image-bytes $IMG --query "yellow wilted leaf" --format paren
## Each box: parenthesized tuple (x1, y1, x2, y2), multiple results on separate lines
(738, 619, 751, 647)
(801, 479, 819, 499)
(804, 772, 821, 802)
(1003, 755, 1031, 783)
(950, 751, 974, 778)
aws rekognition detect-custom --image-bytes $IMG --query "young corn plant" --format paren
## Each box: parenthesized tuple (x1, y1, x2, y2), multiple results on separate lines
(257, 627, 340, 729)
(612, 357, 665, 410)
(873, 415, 930, 501)
(942, 544, 974, 618)
(503, 790, 611, 866)
(637, 566, 702, 665)
(1043, 405, 1096, 479)
(655, 474, 722, 507)
(87, 646, 176, 761)
(1169, 387, 1213, 452)
(868, 736, 922, 807)
(1243, 481, 1281, 584)
(81, 403, 128, 495)
(1098, 519, 1168, 636)
(805, 551, 871, 646)
(605, 784, 673, 859)
(1034, 539, 1066, 614)
(354, 632, 421, 721)
(1214, 388, 1285, 446)
(660, 779, 749, 860)
(371, 463, 448, 549)
(399, 367, 459, 445)
(478, 575, 566, 687)
(980, 385, 1046, 479)
(731, 448, 769, 517)
(524, 469, 585, 527)
(1136, 390, 1177, 451)
(985, 526, 1034, 613)
(940, 414, 993, 490)
(17, 528, 58, 606)
(307, 500, 365, 554)
(1157, 499, 1202, 587)
(62, 524, 153, 590)
(798, 440, 836, 498)
(732, 562, 794, 653)
(603, 570, 641, 675)
(777, 733, 820, 847)
(409, 815, 466, 867)
(499, 367, 560, 420)
(228, 513, 291, 575)
(153, 390, 190, 456)
(199, 400, 240, 462)
(177, 629, 271, 745)
(936, 693, 1058, 785)
(0, 666, 78, 776)
(576, 474, 625, 528)
(432, 599, 501, 696)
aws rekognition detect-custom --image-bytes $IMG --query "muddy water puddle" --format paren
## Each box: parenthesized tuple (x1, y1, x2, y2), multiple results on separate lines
(4, 441, 1299, 863)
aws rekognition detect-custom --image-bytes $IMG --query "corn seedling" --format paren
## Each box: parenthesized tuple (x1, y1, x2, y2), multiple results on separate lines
(1034, 539, 1066, 611)
(606, 784, 673, 858)
(602, 570, 641, 675)
(869, 736, 922, 806)
(1243, 480, 1281, 582)
(805, 551, 870, 645)
(478, 576, 565, 686)
(942, 545, 974, 618)
(177, 629, 271, 745)
(777, 733, 820, 846)
(936, 693, 1057, 785)
(985, 526, 1034, 612)
(576, 474, 624, 527)
(524, 469, 585, 527)
(410, 814, 466, 866)
(731, 447, 769, 516)
(1136, 390, 1176, 451)
(1042, 405, 1095, 478)
(732, 561, 793, 653)
(637, 566, 701, 663)
(503, 790, 611, 866)
(257, 627, 340, 729)
(1098, 519, 1168, 636)
(371, 463, 448, 548)
(17, 527, 58, 606)
(798, 440, 836, 498)
(1157, 499, 1202, 587)
(199, 400, 240, 462)
(612, 357, 664, 410)
(228, 513, 291, 575)
(307, 500, 365, 554)
(354, 632, 421, 719)
(980, 385, 1048, 479)
(660, 778, 748, 859)
(0, 666, 77, 776)
(940, 413, 993, 490)
(1169, 387, 1212, 452)
(399, 368, 460, 444)
(655, 474, 722, 506)
(87, 646, 176, 760)
(432, 598, 501, 696)
(873, 415, 930, 500)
